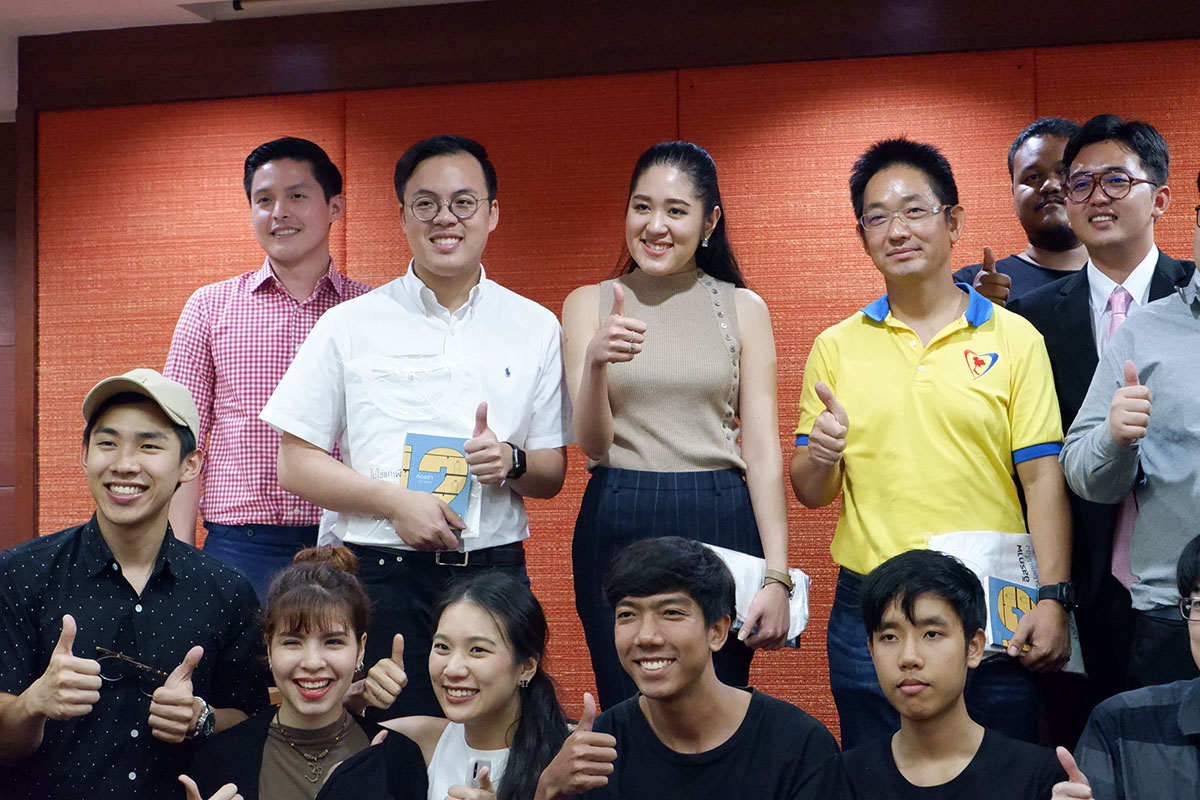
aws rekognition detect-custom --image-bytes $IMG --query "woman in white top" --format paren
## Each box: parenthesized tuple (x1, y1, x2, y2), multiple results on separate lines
(365, 572, 570, 800)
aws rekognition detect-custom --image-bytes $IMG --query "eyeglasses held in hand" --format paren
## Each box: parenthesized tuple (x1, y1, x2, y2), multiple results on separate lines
(96, 647, 170, 698)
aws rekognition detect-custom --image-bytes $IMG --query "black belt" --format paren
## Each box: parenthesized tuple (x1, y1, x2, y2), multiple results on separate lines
(348, 542, 525, 568)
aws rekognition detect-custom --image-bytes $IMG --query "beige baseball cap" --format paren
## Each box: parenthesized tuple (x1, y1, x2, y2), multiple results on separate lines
(82, 369, 201, 442)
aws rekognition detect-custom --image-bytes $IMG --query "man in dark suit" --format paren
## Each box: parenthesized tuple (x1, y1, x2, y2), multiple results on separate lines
(1009, 115, 1195, 745)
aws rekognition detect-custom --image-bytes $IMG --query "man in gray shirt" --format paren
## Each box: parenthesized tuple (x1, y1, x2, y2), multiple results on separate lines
(1060, 169, 1200, 687)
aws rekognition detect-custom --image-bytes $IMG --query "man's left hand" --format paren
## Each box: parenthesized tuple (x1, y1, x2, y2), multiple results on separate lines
(149, 645, 204, 742)
(1007, 601, 1070, 672)
(464, 402, 511, 485)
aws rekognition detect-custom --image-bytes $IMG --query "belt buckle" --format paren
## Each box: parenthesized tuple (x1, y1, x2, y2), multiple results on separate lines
(435, 550, 470, 567)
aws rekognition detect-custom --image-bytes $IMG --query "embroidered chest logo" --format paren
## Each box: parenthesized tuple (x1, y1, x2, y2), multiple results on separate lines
(964, 349, 999, 379)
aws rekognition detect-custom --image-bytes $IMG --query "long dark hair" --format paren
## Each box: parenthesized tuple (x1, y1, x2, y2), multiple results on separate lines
(617, 141, 747, 288)
(432, 574, 569, 800)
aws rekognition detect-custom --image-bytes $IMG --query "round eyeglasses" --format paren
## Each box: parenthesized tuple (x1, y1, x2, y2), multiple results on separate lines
(1180, 597, 1200, 621)
(859, 205, 949, 231)
(96, 646, 170, 698)
(1065, 170, 1158, 203)
(407, 194, 488, 222)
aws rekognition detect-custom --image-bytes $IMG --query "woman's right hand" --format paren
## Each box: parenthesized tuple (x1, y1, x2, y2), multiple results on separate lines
(586, 284, 646, 366)
(364, 634, 408, 709)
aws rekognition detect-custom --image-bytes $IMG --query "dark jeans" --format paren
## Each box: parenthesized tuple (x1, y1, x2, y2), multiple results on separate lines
(572, 467, 761, 710)
(202, 522, 318, 603)
(828, 568, 1041, 750)
(349, 543, 529, 719)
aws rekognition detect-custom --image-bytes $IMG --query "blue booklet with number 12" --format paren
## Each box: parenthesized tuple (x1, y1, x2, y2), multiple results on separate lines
(401, 433, 473, 519)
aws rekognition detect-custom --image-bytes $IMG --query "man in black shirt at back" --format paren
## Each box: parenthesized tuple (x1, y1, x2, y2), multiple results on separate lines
(535, 536, 848, 800)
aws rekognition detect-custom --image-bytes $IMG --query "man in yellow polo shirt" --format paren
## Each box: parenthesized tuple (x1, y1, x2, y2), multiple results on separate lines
(790, 138, 1072, 750)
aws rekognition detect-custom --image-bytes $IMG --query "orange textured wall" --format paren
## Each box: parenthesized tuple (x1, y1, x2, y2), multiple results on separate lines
(36, 39, 1200, 737)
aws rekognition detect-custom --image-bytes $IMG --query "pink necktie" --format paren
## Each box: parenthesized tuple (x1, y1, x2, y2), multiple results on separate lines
(1106, 286, 1137, 588)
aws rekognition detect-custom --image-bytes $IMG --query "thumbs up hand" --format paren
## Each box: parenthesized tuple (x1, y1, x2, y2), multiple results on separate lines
(364, 634, 409, 710)
(464, 401, 512, 485)
(587, 283, 648, 367)
(446, 764, 497, 799)
(27, 614, 102, 721)
(1051, 747, 1093, 798)
(1108, 360, 1152, 446)
(533, 693, 617, 800)
(971, 246, 1012, 306)
(179, 775, 244, 800)
(149, 645, 204, 743)
(807, 382, 849, 467)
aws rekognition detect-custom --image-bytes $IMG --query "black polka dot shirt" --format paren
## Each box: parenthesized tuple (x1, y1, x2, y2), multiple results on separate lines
(0, 516, 269, 799)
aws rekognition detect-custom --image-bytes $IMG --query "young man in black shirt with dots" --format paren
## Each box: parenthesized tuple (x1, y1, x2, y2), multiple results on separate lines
(0, 369, 268, 800)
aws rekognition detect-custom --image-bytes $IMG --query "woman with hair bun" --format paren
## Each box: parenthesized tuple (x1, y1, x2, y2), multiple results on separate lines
(321, 571, 569, 800)
(562, 141, 795, 707)
(187, 546, 426, 800)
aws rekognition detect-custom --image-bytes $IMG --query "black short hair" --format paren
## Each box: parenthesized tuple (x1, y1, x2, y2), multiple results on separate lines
(393, 135, 497, 203)
(243, 137, 343, 202)
(82, 391, 197, 461)
(849, 138, 959, 222)
(1008, 117, 1079, 176)
(861, 550, 986, 642)
(603, 537, 735, 627)
(1063, 114, 1169, 185)
(1177, 534, 1200, 598)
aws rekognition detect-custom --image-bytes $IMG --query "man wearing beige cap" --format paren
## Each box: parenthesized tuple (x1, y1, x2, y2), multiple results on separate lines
(0, 369, 268, 800)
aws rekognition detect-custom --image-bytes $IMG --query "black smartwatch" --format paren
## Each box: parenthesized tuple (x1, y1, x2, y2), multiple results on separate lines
(1037, 581, 1077, 613)
(504, 442, 527, 480)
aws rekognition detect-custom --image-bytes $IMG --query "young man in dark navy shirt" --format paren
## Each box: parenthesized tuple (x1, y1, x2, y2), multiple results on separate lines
(843, 550, 1064, 799)
(0, 369, 268, 800)
(535, 536, 848, 800)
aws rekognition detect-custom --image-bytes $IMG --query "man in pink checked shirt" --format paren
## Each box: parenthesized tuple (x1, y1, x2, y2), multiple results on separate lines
(164, 137, 371, 600)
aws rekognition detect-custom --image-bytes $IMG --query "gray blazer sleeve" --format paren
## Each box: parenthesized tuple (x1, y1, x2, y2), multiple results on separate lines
(1060, 336, 1140, 504)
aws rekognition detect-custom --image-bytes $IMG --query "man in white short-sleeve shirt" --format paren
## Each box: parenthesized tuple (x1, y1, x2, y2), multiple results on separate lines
(260, 135, 571, 717)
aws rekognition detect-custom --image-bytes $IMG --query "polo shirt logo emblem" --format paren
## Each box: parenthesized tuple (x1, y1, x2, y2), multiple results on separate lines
(964, 349, 999, 379)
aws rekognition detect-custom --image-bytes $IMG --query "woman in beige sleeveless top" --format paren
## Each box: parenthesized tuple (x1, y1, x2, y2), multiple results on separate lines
(562, 141, 795, 708)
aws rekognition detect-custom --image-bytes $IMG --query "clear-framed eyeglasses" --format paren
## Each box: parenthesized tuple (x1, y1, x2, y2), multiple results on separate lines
(1179, 597, 1200, 622)
(859, 205, 949, 231)
(96, 646, 170, 697)
(407, 193, 488, 222)
(1065, 170, 1158, 203)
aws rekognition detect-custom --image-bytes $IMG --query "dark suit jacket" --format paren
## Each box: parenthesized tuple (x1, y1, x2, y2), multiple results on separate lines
(1008, 251, 1194, 606)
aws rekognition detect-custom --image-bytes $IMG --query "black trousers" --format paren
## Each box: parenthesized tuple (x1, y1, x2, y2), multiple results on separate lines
(349, 543, 529, 719)
(572, 467, 761, 710)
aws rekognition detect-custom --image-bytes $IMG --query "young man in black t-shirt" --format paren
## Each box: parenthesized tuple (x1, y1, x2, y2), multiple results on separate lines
(843, 550, 1064, 799)
(535, 536, 848, 800)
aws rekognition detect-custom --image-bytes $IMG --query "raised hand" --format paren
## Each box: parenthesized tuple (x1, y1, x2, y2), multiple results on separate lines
(179, 774, 243, 800)
(27, 614, 101, 721)
(446, 764, 496, 799)
(534, 693, 617, 800)
(1051, 747, 1093, 799)
(587, 284, 647, 365)
(807, 382, 849, 467)
(464, 402, 511, 485)
(1108, 360, 1152, 446)
(364, 634, 408, 709)
(972, 246, 1011, 306)
(149, 645, 203, 743)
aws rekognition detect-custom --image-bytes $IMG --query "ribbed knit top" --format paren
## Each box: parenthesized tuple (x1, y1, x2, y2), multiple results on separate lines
(595, 267, 744, 472)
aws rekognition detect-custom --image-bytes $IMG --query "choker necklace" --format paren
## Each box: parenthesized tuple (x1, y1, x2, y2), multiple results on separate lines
(272, 712, 354, 784)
